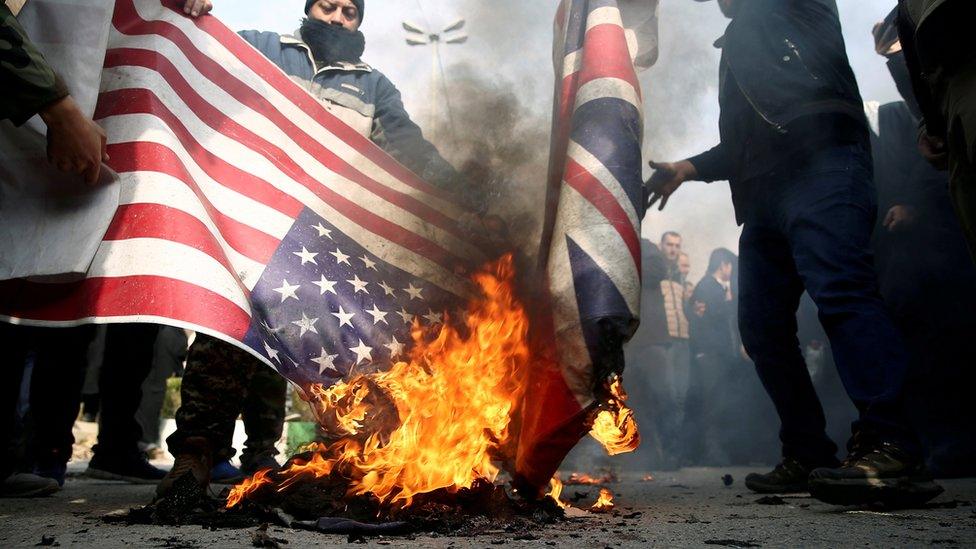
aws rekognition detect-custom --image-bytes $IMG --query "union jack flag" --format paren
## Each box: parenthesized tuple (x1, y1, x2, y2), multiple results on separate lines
(515, 0, 645, 489)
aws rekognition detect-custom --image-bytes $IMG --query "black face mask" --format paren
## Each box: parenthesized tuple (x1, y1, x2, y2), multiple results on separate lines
(300, 17, 366, 66)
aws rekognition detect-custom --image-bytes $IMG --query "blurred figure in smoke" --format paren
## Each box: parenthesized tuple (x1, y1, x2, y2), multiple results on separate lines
(622, 239, 678, 469)
(644, 0, 941, 506)
(682, 248, 737, 465)
(868, 13, 976, 477)
(897, 0, 976, 262)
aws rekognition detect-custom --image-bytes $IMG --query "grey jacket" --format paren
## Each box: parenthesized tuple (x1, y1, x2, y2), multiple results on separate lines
(239, 29, 459, 189)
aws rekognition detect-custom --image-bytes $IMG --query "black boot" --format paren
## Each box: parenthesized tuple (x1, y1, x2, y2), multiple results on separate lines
(745, 457, 832, 494)
(808, 443, 944, 508)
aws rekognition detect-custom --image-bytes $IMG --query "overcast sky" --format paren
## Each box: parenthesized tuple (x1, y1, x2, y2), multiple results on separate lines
(212, 0, 901, 280)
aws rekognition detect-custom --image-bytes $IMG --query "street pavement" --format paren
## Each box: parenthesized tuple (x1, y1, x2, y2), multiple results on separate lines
(0, 467, 973, 548)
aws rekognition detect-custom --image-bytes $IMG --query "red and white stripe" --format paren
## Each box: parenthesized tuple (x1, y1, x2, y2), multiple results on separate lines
(0, 0, 482, 342)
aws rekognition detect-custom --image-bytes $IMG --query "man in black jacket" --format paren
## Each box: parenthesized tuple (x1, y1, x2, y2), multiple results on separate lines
(645, 0, 940, 506)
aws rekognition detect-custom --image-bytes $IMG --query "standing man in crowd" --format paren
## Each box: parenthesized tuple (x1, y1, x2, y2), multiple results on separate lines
(157, 0, 466, 499)
(897, 0, 976, 261)
(683, 248, 737, 465)
(645, 0, 941, 506)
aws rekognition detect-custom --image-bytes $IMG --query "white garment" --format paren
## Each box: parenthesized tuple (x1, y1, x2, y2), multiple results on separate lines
(0, 0, 120, 281)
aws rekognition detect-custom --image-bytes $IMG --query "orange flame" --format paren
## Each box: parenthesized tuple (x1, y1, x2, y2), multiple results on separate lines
(641, 474, 655, 482)
(565, 471, 618, 486)
(589, 377, 640, 456)
(590, 488, 614, 513)
(226, 468, 274, 508)
(227, 256, 530, 509)
(547, 475, 569, 509)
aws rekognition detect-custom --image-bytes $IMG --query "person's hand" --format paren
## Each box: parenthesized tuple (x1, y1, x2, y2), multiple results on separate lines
(39, 95, 109, 186)
(182, 0, 213, 17)
(693, 301, 706, 318)
(918, 131, 948, 170)
(883, 205, 917, 232)
(644, 160, 697, 214)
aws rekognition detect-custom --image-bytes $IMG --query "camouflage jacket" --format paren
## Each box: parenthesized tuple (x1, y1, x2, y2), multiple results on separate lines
(0, 3, 69, 126)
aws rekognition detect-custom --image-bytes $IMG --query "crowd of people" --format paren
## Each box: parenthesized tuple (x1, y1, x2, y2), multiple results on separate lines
(2, 0, 975, 516)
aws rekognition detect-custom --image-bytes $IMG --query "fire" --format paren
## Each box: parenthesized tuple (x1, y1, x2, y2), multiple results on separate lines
(565, 471, 618, 486)
(227, 256, 530, 509)
(226, 468, 274, 508)
(590, 488, 615, 513)
(547, 476, 568, 509)
(589, 377, 640, 456)
(641, 474, 655, 482)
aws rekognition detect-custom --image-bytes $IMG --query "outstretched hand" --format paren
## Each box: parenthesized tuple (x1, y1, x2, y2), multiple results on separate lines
(643, 159, 697, 214)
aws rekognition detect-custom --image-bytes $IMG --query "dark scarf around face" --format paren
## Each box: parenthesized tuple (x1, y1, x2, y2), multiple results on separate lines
(300, 17, 366, 66)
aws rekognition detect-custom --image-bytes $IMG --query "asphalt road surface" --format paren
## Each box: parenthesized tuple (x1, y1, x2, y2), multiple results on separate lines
(0, 467, 973, 548)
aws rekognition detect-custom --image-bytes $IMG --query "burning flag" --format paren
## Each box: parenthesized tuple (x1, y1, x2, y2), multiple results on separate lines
(0, 0, 648, 502)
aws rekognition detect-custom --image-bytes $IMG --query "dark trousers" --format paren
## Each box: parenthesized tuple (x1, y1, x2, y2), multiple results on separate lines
(737, 143, 918, 466)
(94, 323, 159, 457)
(167, 334, 287, 465)
(0, 324, 93, 476)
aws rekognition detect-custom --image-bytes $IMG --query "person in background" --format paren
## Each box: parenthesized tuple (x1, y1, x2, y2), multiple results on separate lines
(646, 0, 940, 506)
(136, 327, 189, 457)
(683, 248, 737, 465)
(897, 0, 976, 262)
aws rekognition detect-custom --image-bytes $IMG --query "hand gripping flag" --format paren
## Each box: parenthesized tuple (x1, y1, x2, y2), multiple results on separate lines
(0, 0, 648, 493)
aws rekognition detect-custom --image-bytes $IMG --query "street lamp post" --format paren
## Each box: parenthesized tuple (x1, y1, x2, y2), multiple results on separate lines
(402, 18, 467, 141)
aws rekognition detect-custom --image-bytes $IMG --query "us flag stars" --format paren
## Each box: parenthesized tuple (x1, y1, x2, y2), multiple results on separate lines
(244, 212, 459, 387)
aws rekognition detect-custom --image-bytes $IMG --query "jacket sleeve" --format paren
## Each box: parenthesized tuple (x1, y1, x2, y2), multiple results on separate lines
(896, 1, 945, 137)
(0, 4, 69, 126)
(687, 143, 734, 183)
(371, 74, 460, 189)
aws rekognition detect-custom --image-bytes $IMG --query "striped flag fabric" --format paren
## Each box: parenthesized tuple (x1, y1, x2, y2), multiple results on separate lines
(0, 0, 486, 384)
(0, 0, 646, 491)
(515, 0, 645, 489)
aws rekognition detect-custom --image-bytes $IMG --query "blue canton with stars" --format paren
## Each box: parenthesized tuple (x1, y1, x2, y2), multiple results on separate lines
(243, 208, 460, 388)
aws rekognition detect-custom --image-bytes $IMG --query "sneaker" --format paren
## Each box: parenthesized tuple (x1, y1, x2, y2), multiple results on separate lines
(808, 443, 944, 508)
(156, 437, 212, 499)
(745, 458, 821, 494)
(86, 452, 167, 484)
(210, 460, 244, 485)
(34, 463, 67, 487)
(0, 473, 60, 498)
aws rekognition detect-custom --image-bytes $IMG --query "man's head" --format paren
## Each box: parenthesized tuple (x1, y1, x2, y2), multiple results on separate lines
(306, 0, 364, 31)
(678, 252, 691, 278)
(660, 231, 682, 262)
(707, 248, 736, 282)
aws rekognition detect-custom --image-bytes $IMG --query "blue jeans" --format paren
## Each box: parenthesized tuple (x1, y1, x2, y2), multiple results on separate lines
(737, 143, 918, 466)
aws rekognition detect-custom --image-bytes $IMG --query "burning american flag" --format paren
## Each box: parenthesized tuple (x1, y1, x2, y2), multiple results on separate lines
(0, 0, 650, 498)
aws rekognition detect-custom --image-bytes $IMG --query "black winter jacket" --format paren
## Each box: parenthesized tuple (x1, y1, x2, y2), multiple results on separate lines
(688, 0, 867, 193)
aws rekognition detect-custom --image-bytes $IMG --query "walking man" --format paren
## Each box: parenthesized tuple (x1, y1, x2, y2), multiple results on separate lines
(645, 0, 941, 506)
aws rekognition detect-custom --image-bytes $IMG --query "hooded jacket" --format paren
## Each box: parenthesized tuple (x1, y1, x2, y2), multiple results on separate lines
(687, 0, 868, 217)
(897, 0, 976, 138)
(238, 29, 459, 189)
